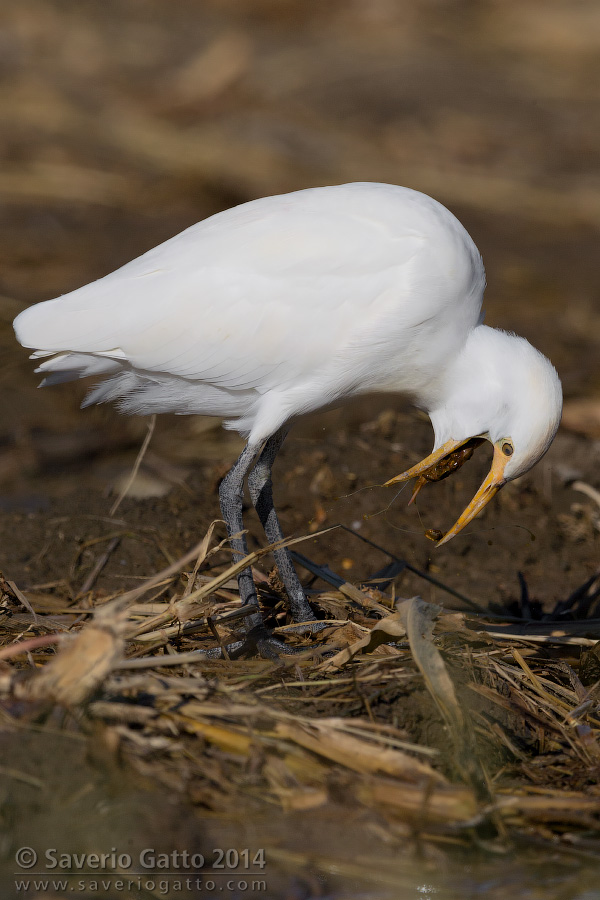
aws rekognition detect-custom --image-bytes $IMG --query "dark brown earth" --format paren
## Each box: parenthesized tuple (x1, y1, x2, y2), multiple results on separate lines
(0, 395, 597, 620)
(0, 1, 599, 897)
(0, 409, 591, 607)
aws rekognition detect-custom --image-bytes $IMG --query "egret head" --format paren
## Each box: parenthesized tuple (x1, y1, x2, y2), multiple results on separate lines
(386, 327, 562, 544)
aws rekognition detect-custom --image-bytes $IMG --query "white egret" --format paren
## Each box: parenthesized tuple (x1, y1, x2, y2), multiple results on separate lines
(14, 183, 562, 656)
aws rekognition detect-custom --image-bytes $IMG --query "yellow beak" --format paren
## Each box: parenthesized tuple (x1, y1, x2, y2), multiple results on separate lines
(385, 439, 508, 545)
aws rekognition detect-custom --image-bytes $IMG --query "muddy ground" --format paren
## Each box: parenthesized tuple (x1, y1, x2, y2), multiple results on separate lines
(0, 401, 598, 618)
(0, 1, 599, 897)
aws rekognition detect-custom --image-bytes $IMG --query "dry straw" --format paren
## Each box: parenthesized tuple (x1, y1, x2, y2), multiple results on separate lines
(1, 521, 600, 864)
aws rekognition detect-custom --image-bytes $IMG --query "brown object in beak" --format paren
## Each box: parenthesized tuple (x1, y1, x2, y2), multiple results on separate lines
(407, 437, 485, 505)
(386, 437, 509, 545)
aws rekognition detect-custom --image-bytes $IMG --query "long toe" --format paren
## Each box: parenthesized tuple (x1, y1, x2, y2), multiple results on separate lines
(255, 634, 323, 659)
(282, 618, 332, 636)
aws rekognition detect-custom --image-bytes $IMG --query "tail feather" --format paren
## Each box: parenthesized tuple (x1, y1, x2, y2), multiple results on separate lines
(34, 352, 123, 387)
(82, 371, 142, 407)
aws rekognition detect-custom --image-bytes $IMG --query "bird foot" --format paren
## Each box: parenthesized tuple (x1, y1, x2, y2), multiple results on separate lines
(277, 618, 333, 636)
(202, 616, 332, 661)
(245, 622, 314, 658)
(217, 622, 326, 660)
(256, 635, 307, 659)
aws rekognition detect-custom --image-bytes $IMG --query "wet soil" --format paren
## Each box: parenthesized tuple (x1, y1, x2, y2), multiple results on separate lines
(0, 400, 597, 618)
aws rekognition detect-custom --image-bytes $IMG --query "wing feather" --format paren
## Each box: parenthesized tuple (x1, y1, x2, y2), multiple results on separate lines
(14, 184, 484, 403)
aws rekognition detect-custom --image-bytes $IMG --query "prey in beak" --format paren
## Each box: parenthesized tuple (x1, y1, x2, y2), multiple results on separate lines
(385, 436, 511, 545)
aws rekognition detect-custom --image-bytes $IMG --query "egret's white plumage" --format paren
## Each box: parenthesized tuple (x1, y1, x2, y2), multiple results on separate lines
(14, 183, 562, 649)
(15, 183, 489, 445)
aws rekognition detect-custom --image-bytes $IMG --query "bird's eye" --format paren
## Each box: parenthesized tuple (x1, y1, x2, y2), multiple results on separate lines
(501, 441, 514, 457)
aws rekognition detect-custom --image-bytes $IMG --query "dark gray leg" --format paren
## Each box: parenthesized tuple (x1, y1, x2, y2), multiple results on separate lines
(218, 440, 294, 657)
(218, 442, 263, 634)
(248, 428, 318, 627)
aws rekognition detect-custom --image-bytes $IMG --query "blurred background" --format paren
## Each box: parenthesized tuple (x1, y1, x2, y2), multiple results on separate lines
(0, 0, 599, 606)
